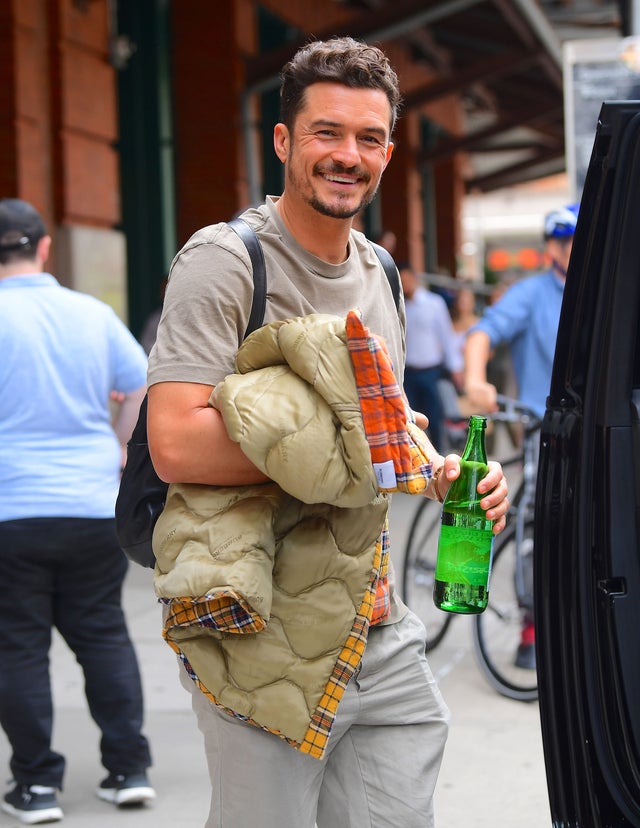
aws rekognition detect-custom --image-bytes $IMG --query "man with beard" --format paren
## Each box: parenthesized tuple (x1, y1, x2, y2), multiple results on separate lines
(146, 36, 509, 828)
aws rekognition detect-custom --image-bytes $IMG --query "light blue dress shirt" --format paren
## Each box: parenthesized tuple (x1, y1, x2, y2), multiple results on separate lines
(0, 273, 147, 521)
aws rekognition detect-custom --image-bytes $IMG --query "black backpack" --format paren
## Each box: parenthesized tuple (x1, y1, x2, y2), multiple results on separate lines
(115, 220, 399, 568)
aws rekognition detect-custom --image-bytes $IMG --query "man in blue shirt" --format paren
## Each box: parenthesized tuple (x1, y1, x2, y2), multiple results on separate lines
(463, 205, 577, 671)
(464, 205, 578, 419)
(0, 199, 155, 823)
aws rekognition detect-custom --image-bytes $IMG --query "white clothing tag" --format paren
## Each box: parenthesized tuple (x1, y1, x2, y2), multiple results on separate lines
(373, 460, 396, 489)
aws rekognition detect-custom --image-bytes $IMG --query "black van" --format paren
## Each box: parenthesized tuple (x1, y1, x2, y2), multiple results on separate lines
(535, 100, 640, 826)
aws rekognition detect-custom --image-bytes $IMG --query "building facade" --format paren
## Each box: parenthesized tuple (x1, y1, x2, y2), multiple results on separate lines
(1, 0, 575, 335)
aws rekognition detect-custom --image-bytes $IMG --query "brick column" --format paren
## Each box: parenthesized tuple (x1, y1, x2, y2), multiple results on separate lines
(0, 1, 55, 226)
(171, 0, 254, 246)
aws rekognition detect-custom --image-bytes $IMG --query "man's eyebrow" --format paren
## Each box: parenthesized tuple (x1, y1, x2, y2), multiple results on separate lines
(308, 118, 388, 138)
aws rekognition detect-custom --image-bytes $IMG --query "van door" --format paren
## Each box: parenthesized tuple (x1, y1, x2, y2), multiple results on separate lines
(535, 101, 640, 826)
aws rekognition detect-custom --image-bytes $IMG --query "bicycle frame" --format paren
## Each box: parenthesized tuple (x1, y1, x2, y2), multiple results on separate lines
(492, 397, 541, 611)
(402, 395, 541, 662)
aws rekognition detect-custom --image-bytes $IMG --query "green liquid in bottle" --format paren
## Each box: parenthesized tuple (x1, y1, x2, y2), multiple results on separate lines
(433, 512, 494, 613)
(433, 420, 494, 614)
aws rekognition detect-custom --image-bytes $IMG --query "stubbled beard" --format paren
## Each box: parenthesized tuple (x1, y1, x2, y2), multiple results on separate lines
(308, 178, 380, 219)
(309, 194, 366, 219)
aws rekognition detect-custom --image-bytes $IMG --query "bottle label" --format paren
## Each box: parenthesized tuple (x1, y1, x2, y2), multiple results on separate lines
(435, 517, 494, 587)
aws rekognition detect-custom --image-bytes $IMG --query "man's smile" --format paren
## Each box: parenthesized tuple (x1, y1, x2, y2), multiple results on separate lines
(317, 166, 370, 187)
(324, 173, 357, 185)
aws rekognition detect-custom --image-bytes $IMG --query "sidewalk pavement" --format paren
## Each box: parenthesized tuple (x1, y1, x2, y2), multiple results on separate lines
(0, 493, 551, 827)
(0, 563, 211, 828)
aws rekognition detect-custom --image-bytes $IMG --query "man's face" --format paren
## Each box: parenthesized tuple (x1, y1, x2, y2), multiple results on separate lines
(547, 236, 574, 278)
(274, 82, 394, 220)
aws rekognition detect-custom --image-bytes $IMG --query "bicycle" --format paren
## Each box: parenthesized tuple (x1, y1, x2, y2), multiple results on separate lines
(397, 377, 476, 652)
(401, 395, 541, 701)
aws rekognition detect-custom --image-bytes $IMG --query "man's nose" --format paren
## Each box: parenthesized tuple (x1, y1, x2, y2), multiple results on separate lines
(330, 135, 361, 167)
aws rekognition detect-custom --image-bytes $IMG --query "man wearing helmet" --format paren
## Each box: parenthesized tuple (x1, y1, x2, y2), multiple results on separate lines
(464, 205, 578, 419)
(463, 204, 577, 672)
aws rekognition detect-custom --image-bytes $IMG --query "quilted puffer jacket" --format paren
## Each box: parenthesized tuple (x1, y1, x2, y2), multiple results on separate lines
(152, 314, 422, 759)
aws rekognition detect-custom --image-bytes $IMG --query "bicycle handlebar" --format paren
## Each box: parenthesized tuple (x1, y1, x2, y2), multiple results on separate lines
(491, 396, 541, 431)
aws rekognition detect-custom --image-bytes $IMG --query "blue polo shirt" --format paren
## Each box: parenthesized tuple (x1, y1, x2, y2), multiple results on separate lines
(471, 269, 565, 418)
(0, 273, 148, 521)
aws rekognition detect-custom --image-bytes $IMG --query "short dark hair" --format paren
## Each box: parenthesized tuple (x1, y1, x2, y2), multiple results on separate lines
(0, 198, 47, 265)
(280, 36, 402, 135)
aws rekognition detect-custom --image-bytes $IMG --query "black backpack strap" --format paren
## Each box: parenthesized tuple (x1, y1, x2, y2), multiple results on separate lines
(228, 216, 267, 337)
(369, 240, 401, 312)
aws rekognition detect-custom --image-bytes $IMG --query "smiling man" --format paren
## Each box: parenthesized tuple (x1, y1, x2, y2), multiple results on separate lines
(274, 83, 393, 227)
(146, 36, 509, 828)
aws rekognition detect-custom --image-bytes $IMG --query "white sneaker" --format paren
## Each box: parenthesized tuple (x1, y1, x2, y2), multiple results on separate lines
(2, 783, 63, 824)
(96, 772, 156, 807)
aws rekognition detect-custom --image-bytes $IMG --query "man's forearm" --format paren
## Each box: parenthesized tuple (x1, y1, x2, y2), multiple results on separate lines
(112, 385, 147, 446)
(464, 329, 500, 411)
(464, 329, 491, 388)
(147, 381, 269, 486)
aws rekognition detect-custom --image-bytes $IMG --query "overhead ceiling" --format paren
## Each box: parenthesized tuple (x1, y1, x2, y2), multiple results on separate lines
(246, 0, 624, 193)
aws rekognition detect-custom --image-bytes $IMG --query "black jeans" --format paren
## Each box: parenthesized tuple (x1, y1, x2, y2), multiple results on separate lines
(0, 517, 151, 788)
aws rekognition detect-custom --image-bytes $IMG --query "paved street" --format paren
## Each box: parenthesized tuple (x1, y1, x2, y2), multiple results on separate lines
(0, 491, 551, 827)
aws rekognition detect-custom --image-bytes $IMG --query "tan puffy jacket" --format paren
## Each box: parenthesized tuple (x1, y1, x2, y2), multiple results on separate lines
(152, 315, 392, 759)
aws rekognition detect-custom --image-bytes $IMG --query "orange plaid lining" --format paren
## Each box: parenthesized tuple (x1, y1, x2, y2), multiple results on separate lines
(370, 519, 390, 626)
(345, 310, 433, 494)
(160, 591, 267, 635)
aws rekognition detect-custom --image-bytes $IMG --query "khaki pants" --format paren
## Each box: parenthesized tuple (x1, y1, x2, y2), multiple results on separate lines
(180, 610, 450, 828)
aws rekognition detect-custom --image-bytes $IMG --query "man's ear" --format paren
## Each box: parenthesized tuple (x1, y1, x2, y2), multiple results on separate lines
(37, 235, 52, 266)
(273, 123, 289, 163)
(385, 141, 394, 166)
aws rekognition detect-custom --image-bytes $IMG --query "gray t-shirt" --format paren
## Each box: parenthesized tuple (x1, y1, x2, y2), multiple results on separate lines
(148, 197, 405, 386)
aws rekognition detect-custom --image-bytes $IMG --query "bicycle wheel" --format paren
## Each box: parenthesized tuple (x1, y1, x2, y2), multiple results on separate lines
(472, 518, 538, 701)
(401, 497, 453, 651)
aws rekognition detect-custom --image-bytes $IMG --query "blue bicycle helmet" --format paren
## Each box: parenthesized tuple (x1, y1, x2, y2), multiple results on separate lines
(544, 205, 578, 240)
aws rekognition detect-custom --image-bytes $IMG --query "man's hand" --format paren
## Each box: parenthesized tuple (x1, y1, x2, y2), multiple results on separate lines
(464, 380, 498, 414)
(413, 410, 429, 431)
(435, 455, 509, 535)
(110, 386, 146, 473)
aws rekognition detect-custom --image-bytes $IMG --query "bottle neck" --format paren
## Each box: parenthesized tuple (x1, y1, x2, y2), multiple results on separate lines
(461, 416, 488, 465)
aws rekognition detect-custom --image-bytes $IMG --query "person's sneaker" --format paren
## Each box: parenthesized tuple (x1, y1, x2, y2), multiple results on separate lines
(2, 783, 63, 824)
(96, 772, 156, 807)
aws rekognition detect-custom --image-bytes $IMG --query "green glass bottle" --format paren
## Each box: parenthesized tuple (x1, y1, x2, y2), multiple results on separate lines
(433, 415, 494, 614)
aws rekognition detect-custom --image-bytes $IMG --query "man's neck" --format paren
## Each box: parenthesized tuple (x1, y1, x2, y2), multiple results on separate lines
(0, 262, 41, 280)
(550, 259, 567, 282)
(275, 194, 352, 264)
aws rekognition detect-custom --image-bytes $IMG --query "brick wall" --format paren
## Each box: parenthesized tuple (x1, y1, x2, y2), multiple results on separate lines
(0, 0, 119, 230)
(171, 0, 253, 246)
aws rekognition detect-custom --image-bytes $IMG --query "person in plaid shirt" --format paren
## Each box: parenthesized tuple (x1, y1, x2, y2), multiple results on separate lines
(147, 36, 508, 828)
